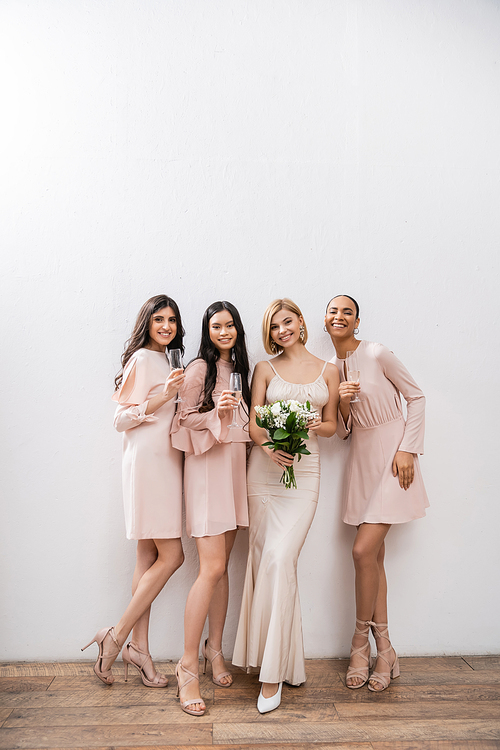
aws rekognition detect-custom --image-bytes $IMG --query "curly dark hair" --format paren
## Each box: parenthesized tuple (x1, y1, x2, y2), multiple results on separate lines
(195, 301, 251, 414)
(114, 294, 185, 390)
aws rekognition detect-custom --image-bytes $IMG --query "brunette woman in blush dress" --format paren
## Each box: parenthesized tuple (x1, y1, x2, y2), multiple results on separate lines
(233, 299, 339, 714)
(170, 301, 251, 716)
(82, 295, 185, 687)
(325, 295, 429, 692)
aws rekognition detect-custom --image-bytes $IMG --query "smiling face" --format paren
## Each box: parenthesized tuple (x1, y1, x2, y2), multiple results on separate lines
(147, 306, 178, 351)
(324, 296, 360, 342)
(209, 309, 238, 358)
(270, 308, 303, 350)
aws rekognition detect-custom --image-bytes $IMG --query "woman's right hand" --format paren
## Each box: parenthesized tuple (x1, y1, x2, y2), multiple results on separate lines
(264, 446, 294, 468)
(339, 380, 359, 405)
(217, 389, 239, 419)
(163, 368, 185, 401)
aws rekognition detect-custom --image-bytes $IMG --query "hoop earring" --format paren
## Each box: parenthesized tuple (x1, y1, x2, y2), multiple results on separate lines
(323, 325, 327, 332)
(270, 340, 277, 354)
(299, 325, 305, 343)
(231, 347, 236, 363)
(354, 328, 359, 334)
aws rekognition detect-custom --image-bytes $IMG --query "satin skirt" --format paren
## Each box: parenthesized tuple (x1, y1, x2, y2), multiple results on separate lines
(232, 437, 320, 685)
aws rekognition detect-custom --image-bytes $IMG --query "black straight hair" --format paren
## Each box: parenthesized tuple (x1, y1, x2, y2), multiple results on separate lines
(195, 301, 251, 414)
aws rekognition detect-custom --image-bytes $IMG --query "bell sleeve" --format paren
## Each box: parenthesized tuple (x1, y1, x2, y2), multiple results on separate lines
(336, 408, 353, 440)
(374, 344, 425, 454)
(112, 355, 159, 433)
(170, 360, 229, 455)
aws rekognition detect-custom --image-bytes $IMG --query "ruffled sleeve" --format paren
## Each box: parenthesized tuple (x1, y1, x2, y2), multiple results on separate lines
(170, 359, 229, 455)
(374, 344, 425, 454)
(112, 354, 159, 433)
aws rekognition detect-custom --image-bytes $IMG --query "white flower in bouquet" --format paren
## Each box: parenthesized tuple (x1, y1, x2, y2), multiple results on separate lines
(255, 399, 319, 489)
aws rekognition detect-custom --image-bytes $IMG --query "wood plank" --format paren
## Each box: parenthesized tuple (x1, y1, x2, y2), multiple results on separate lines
(378, 670, 500, 686)
(214, 718, 500, 744)
(335, 700, 500, 719)
(463, 657, 500, 671)
(0, 745, 374, 750)
(371, 743, 500, 750)
(215, 683, 500, 705)
(394, 657, 473, 672)
(0, 686, 179, 709)
(0, 723, 212, 749)
(0, 677, 54, 694)
(2, 699, 339, 727)
(3, 745, 499, 750)
(0, 709, 12, 727)
(0, 662, 184, 679)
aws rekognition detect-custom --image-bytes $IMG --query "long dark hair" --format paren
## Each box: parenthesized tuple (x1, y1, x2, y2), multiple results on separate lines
(195, 301, 251, 414)
(114, 294, 185, 390)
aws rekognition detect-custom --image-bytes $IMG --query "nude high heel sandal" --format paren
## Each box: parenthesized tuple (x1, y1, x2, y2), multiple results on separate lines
(346, 618, 374, 689)
(175, 661, 206, 716)
(81, 627, 121, 685)
(368, 621, 400, 692)
(122, 642, 168, 688)
(202, 638, 232, 687)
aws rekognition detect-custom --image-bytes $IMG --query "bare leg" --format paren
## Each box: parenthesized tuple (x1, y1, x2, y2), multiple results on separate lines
(100, 538, 184, 673)
(346, 523, 390, 687)
(130, 540, 158, 654)
(178, 533, 230, 712)
(205, 529, 237, 686)
(368, 542, 397, 691)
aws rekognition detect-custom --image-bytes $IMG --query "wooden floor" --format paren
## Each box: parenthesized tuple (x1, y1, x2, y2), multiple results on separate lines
(1, 657, 499, 750)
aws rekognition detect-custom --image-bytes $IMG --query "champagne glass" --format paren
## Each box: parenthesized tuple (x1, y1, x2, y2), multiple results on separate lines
(168, 349, 184, 403)
(228, 372, 242, 428)
(346, 350, 362, 403)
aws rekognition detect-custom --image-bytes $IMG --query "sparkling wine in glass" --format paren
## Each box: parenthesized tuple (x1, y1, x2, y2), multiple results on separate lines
(346, 350, 362, 403)
(168, 349, 184, 403)
(228, 372, 242, 429)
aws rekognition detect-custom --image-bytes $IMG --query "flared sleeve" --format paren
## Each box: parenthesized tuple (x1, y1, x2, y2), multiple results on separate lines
(112, 354, 159, 433)
(374, 344, 425, 454)
(336, 409, 353, 440)
(170, 359, 229, 455)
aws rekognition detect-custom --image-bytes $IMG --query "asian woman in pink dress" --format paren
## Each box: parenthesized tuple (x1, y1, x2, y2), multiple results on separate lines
(325, 295, 429, 692)
(82, 295, 185, 688)
(170, 301, 251, 716)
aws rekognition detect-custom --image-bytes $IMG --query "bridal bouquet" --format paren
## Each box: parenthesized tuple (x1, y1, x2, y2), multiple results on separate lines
(255, 399, 319, 489)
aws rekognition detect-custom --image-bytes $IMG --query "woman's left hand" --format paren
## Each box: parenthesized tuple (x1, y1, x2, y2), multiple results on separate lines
(306, 416, 322, 432)
(392, 451, 414, 490)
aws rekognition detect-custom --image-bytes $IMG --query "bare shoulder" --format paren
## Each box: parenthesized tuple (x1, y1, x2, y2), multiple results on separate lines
(254, 359, 275, 380)
(324, 362, 340, 383)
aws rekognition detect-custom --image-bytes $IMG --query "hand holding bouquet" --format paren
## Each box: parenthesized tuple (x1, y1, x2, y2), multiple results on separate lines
(255, 399, 319, 489)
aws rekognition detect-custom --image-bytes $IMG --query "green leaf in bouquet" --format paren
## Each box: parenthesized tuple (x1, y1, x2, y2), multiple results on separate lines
(297, 445, 311, 455)
(306, 400, 311, 409)
(256, 416, 263, 428)
(286, 413, 296, 432)
(297, 430, 309, 440)
(273, 428, 290, 441)
(262, 441, 274, 448)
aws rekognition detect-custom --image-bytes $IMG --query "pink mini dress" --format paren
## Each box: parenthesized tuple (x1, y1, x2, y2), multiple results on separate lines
(170, 358, 251, 538)
(113, 348, 183, 539)
(331, 340, 429, 526)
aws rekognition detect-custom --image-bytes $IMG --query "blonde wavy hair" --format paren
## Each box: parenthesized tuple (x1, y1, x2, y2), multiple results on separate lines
(262, 298, 308, 355)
